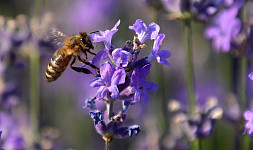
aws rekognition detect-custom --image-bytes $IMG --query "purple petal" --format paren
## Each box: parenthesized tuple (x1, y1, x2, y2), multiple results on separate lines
(91, 49, 108, 67)
(249, 72, 253, 80)
(129, 19, 147, 40)
(90, 33, 104, 43)
(244, 111, 253, 121)
(133, 89, 141, 102)
(114, 126, 129, 138)
(111, 67, 126, 85)
(89, 77, 104, 87)
(153, 34, 165, 50)
(139, 64, 151, 83)
(112, 49, 131, 67)
(100, 61, 115, 86)
(141, 90, 150, 104)
(204, 27, 220, 39)
(108, 85, 119, 99)
(131, 68, 140, 88)
(154, 49, 171, 66)
(111, 19, 121, 31)
(129, 19, 160, 43)
(143, 81, 158, 92)
(96, 86, 109, 100)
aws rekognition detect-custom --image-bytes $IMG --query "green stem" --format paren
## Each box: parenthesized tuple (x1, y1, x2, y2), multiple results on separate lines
(105, 141, 110, 150)
(184, 14, 198, 150)
(106, 99, 114, 120)
(184, 18, 196, 115)
(242, 135, 250, 150)
(29, 49, 40, 142)
(191, 139, 199, 150)
(239, 56, 247, 108)
(239, 56, 249, 150)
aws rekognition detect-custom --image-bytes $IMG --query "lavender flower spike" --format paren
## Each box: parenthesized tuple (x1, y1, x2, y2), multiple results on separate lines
(129, 19, 160, 43)
(243, 108, 253, 137)
(148, 34, 171, 66)
(89, 61, 126, 100)
(204, 2, 242, 52)
(131, 64, 158, 104)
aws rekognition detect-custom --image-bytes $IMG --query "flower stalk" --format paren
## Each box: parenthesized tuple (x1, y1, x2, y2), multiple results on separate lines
(184, 18, 196, 116)
(29, 49, 40, 142)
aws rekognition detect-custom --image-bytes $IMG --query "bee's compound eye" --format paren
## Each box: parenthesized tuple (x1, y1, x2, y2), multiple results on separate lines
(81, 38, 87, 45)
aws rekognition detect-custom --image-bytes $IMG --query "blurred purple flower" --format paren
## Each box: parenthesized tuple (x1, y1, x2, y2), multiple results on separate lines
(131, 64, 158, 103)
(0, 113, 25, 150)
(0, 131, 3, 150)
(161, 0, 183, 15)
(224, 0, 234, 6)
(4, 133, 24, 150)
(112, 48, 131, 67)
(204, 2, 242, 52)
(129, 19, 160, 43)
(89, 61, 126, 100)
(188, 113, 216, 138)
(193, 0, 222, 20)
(148, 34, 171, 66)
(249, 72, 253, 80)
(243, 108, 253, 137)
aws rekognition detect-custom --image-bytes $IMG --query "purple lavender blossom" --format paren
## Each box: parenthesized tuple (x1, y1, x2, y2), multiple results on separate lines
(89, 61, 126, 100)
(204, 2, 242, 52)
(131, 64, 158, 103)
(188, 113, 216, 138)
(243, 108, 253, 137)
(84, 19, 169, 145)
(112, 48, 131, 67)
(129, 19, 160, 43)
(147, 34, 171, 66)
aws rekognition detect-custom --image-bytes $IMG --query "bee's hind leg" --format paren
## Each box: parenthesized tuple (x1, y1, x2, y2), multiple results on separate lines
(70, 57, 95, 77)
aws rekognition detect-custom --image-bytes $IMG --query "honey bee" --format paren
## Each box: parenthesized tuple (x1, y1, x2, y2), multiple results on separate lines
(45, 32, 98, 82)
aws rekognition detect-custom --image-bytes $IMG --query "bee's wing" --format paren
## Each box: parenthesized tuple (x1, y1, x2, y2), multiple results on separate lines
(40, 27, 67, 57)
(50, 27, 68, 46)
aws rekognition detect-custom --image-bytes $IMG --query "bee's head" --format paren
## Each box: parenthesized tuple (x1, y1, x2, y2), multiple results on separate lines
(80, 32, 94, 50)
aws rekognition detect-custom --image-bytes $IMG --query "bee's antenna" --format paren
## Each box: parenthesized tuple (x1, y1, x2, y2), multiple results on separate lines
(90, 31, 100, 34)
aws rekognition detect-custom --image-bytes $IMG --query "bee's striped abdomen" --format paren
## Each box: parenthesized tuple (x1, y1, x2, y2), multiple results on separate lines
(45, 48, 72, 82)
